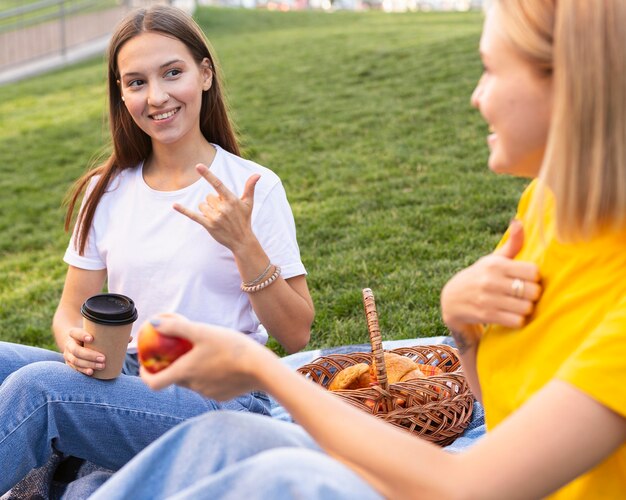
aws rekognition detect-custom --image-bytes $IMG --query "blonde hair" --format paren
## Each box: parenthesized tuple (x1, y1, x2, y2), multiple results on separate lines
(495, 0, 626, 240)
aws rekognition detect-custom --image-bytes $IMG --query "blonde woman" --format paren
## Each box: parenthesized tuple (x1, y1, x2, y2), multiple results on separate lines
(89, 1, 626, 498)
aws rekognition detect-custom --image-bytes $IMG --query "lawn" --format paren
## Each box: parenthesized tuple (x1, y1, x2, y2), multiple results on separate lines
(0, 7, 528, 354)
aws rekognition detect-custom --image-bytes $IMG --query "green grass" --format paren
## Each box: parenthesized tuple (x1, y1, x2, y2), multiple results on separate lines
(0, 7, 528, 354)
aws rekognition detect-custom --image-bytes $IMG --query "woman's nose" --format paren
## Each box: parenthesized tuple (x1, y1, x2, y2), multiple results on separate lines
(148, 84, 170, 106)
(470, 76, 484, 109)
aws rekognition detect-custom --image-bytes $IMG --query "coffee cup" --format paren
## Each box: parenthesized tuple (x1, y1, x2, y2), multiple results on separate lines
(81, 293, 138, 380)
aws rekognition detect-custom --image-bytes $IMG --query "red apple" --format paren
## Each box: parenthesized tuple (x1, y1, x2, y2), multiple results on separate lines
(137, 321, 193, 374)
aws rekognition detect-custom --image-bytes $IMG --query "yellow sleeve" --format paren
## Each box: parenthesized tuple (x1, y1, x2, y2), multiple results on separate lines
(556, 295, 626, 418)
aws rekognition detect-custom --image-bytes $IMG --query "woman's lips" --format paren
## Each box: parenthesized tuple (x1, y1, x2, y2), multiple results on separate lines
(487, 125, 497, 148)
(150, 108, 180, 121)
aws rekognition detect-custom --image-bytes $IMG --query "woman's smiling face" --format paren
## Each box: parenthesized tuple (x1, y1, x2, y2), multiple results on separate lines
(471, 8, 553, 179)
(117, 32, 212, 147)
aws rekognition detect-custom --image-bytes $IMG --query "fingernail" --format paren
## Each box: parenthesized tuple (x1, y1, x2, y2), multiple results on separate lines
(95, 364, 104, 370)
(150, 318, 162, 327)
(96, 356, 105, 362)
(85, 335, 93, 342)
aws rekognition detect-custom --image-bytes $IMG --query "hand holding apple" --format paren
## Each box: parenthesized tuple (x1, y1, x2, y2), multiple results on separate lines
(137, 319, 193, 374)
(138, 314, 277, 400)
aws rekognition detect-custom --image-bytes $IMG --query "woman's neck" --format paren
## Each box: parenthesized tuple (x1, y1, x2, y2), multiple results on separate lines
(143, 140, 217, 191)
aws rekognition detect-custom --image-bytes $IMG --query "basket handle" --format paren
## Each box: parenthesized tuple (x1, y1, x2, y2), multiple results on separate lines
(362, 288, 389, 393)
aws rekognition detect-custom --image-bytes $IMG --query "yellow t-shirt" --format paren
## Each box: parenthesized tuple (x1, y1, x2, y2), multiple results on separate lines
(477, 179, 626, 498)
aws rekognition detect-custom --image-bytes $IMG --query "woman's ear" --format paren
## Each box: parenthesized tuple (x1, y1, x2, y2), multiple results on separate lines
(201, 58, 213, 91)
(117, 79, 126, 102)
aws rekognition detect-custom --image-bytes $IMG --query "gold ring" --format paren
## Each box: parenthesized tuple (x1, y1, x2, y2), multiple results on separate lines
(511, 278, 525, 298)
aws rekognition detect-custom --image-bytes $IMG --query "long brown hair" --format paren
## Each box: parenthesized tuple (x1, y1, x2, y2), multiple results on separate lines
(65, 5, 240, 254)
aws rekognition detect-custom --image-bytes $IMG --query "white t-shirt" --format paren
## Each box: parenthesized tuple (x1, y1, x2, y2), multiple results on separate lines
(64, 145, 306, 351)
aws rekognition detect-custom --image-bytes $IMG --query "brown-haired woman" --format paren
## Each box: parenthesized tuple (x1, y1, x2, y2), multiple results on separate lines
(0, 5, 313, 493)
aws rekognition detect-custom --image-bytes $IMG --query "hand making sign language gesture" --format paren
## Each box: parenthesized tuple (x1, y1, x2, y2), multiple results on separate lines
(172, 162, 313, 354)
(173, 164, 261, 253)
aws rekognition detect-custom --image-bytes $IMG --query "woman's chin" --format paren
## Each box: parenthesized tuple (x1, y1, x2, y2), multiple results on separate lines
(487, 155, 536, 178)
(487, 144, 545, 178)
(487, 155, 509, 175)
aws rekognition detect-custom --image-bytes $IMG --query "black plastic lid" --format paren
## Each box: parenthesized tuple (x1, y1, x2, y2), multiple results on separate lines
(81, 294, 138, 326)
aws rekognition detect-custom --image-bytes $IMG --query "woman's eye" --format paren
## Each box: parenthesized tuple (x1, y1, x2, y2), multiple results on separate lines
(128, 79, 144, 88)
(165, 69, 182, 78)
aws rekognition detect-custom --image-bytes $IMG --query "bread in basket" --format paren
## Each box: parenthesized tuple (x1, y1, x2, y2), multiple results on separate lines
(297, 288, 474, 446)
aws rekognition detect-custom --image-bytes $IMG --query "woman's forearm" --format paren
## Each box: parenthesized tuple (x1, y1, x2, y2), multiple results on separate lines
(53, 266, 107, 352)
(247, 276, 313, 353)
(233, 239, 314, 353)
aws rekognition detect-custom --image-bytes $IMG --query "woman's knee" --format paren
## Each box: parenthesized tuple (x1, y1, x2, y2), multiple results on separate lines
(0, 343, 63, 384)
(2, 361, 76, 399)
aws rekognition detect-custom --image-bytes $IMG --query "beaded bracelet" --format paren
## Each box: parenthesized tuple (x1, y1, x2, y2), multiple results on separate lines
(241, 265, 281, 293)
(241, 262, 273, 288)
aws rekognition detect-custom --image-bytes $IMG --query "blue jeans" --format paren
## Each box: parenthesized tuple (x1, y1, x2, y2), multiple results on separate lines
(0, 341, 270, 494)
(87, 411, 383, 500)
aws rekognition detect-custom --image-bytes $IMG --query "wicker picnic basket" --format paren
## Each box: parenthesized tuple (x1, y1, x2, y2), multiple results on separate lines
(297, 288, 474, 446)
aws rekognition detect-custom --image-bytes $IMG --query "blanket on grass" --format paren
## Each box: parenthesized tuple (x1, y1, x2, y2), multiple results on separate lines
(4, 336, 485, 499)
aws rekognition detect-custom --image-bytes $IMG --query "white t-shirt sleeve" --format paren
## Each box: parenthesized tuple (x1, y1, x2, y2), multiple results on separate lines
(63, 177, 106, 270)
(252, 181, 306, 280)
